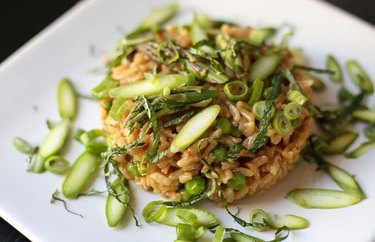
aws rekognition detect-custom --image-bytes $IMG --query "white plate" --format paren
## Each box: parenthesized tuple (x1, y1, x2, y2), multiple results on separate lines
(1, 0, 375, 241)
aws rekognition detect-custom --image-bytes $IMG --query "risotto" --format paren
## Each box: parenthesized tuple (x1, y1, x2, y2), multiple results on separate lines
(97, 18, 313, 204)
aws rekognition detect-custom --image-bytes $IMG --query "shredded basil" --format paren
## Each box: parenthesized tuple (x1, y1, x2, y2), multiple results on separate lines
(161, 111, 195, 129)
(50, 190, 83, 218)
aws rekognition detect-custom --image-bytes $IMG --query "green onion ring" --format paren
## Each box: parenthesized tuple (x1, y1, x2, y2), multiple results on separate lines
(44, 155, 70, 175)
(248, 79, 264, 106)
(156, 40, 179, 65)
(176, 210, 198, 225)
(224, 80, 249, 101)
(273, 112, 293, 136)
(287, 90, 307, 106)
(142, 200, 167, 223)
(249, 209, 272, 231)
(283, 102, 302, 120)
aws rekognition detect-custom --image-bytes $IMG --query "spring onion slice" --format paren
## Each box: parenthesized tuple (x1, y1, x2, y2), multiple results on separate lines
(29, 153, 46, 173)
(252, 101, 275, 120)
(363, 126, 375, 140)
(156, 40, 179, 64)
(272, 112, 293, 136)
(310, 74, 326, 92)
(287, 90, 307, 106)
(347, 60, 373, 94)
(138, 3, 179, 30)
(109, 74, 188, 98)
(249, 27, 276, 47)
(78, 129, 108, 155)
(248, 51, 281, 82)
(213, 226, 225, 242)
(91, 76, 119, 99)
(39, 119, 71, 158)
(345, 141, 375, 159)
(352, 109, 375, 124)
(105, 178, 130, 227)
(326, 55, 342, 83)
(224, 81, 249, 101)
(249, 209, 271, 231)
(170, 105, 220, 153)
(326, 131, 358, 154)
(62, 151, 101, 199)
(44, 155, 70, 175)
(230, 231, 265, 242)
(286, 188, 361, 209)
(58, 78, 78, 120)
(283, 102, 302, 120)
(248, 79, 264, 106)
(272, 215, 309, 230)
(13, 137, 34, 155)
(176, 223, 196, 241)
(325, 162, 365, 199)
(109, 97, 129, 121)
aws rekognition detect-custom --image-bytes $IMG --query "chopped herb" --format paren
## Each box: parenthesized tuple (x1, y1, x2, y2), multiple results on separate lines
(50, 190, 83, 218)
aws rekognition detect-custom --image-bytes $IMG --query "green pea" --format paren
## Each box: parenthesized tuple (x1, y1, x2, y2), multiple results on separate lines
(216, 118, 233, 135)
(227, 172, 246, 190)
(180, 188, 193, 202)
(127, 162, 140, 177)
(230, 127, 242, 138)
(185, 176, 206, 195)
(213, 145, 228, 163)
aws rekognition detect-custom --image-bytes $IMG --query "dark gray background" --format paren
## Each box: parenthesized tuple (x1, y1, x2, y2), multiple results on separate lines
(0, 0, 374, 241)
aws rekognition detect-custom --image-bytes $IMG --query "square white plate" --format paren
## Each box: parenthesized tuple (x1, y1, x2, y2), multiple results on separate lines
(1, 0, 375, 241)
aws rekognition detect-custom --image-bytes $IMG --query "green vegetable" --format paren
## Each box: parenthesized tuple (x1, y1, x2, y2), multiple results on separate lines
(213, 225, 225, 242)
(139, 3, 179, 30)
(346, 60, 373, 94)
(248, 51, 281, 82)
(13, 137, 34, 155)
(161, 111, 195, 129)
(325, 162, 365, 199)
(156, 40, 179, 64)
(213, 145, 228, 163)
(227, 172, 246, 190)
(252, 100, 275, 120)
(310, 75, 326, 92)
(345, 141, 375, 159)
(185, 176, 206, 195)
(62, 151, 101, 199)
(286, 189, 362, 209)
(326, 131, 358, 154)
(76, 129, 108, 155)
(273, 214, 309, 230)
(109, 97, 129, 121)
(326, 55, 342, 83)
(287, 90, 307, 106)
(91, 76, 119, 99)
(227, 144, 245, 161)
(105, 178, 130, 227)
(337, 86, 353, 103)
(230, 231, 264, 242)
(176, 223, 195, 241)
(273, 112, 293, 136)
(250, 73, 282, 152)
(216, 118, 233, 135)
(58, 78, 78, 120)
(29, 154, 46, 173)
(44, 155, 70, 175)
(180, 188, 193, 202)
(249, 28, 276, 47)
(224, 81, 249, 101)
(127, 162, 141, 177)
(248, 79, 264, 106)
(39, 119, 71, 159)
(170, 105, 220, 153)
(363, 126, 375, 140)
(283, 102, 302, 120)
(248, 209, 271, 231)
(109, 74, 189, 98)
(191, 14, 208, 44)
(352, 109, 375, 124)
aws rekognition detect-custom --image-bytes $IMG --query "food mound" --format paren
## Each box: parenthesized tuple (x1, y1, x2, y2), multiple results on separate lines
(98, 17, 313, 203)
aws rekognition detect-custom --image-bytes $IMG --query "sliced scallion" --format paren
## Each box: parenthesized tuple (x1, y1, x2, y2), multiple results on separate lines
(287, 90, 307, 106)
(230, 231, 265, 242)
(109, 74, 189, 98)
(286, 188, 362, 209)
(91, 76, 119, 99)
(252, 100, 275, 120)
(283, 102, 302, 120)
(273, 112, 293, 136)
(108, 97, 129, 121)
(248, 79, 264, 106)
(13, 137, 34, 155)
(39, 119, 71, 158)
(58, 78, 78, 120)
(77, 129, 108, 155)
(345, 141, 375, 159)
(62, 151, 101, 199)
(105, 178, 130, 227)
(44, 155, 70, 175)
(248, 209, 271, 231)
(326, 131, 358, 154)
(249, 28, 276, 47)
(213, 225, 225, 242)
(156, 41, 179, 64)
(347, 60, 373, 94)
(326, 55, 342, 83)
(170, 105, 220, 153)
(273, 214, 309, 230)
(138, 3, 179, 30)
(337, 86, 353, 103)
(248, 51, 281, 82)
(352, 109, 375, 124)
(224, 81, 249, 101)
(363, 126, 375, 140)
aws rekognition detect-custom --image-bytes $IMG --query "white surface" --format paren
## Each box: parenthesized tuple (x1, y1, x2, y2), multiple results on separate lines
(1, 0, 375, 241)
